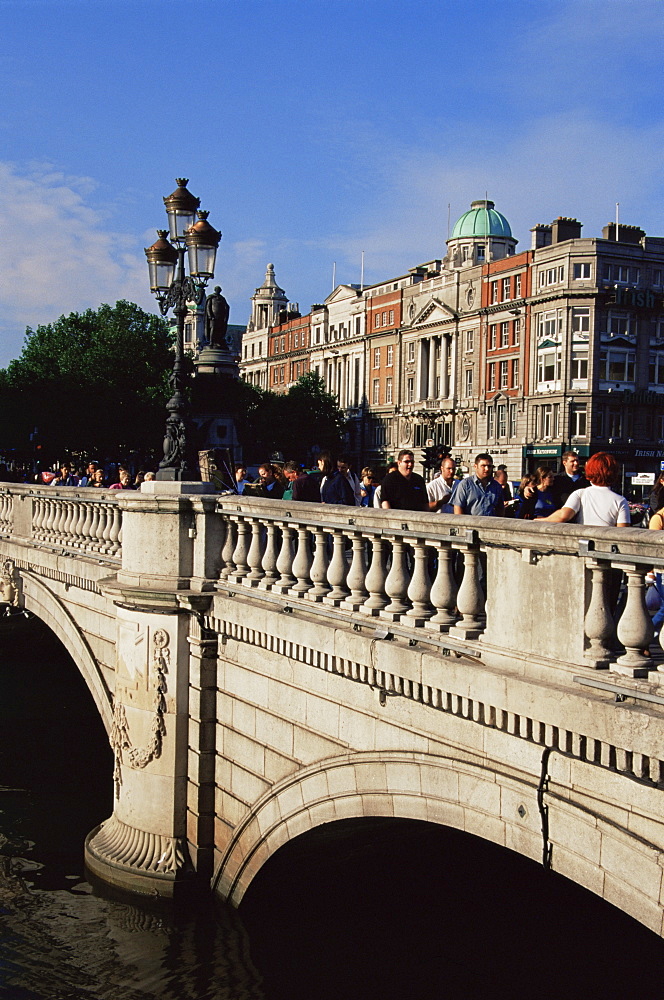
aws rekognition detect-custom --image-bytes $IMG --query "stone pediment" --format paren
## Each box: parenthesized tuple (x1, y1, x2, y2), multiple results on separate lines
(408, 297, 457, 328)
(538, 338, 559, 349)
(601, 335, 635, 349)
(325, 284, 361, 305)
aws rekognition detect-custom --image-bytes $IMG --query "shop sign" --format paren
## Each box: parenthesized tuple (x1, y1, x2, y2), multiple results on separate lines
(522, 445, 562, 458)
(631, 473, 655, 486)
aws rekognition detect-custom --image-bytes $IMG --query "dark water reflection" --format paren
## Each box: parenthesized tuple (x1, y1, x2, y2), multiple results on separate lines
(3, 619, 664, 1000)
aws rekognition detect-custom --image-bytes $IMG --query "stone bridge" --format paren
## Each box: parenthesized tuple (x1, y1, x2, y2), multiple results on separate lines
(2, 481, 664, 936)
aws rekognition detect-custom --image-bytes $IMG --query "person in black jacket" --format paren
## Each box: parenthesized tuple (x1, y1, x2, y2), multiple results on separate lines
(552, 451, 590, 509)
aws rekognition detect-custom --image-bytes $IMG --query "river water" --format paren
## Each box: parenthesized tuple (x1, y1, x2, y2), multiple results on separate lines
(2, 619, 664, 1000)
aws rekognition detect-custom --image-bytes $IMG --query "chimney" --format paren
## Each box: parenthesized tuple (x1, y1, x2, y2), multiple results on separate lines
(551, 217, 582, 243)
(531, 224, 552, 250)
(602, 223, 646, 245)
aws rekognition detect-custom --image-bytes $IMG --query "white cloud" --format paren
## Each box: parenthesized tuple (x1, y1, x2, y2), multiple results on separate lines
(0, 162, 153, 367)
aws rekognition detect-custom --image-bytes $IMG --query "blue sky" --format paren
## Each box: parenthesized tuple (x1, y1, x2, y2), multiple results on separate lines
(0, 0, 663, 366)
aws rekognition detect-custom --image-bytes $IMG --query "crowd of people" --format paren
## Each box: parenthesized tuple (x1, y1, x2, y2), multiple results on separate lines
(232, 448, 654, 530)
(2, 460, 159, 490)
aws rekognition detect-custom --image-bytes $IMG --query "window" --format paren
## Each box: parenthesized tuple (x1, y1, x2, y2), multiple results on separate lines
(386, 345, 393, 367)
(603, 264, 640, 284)
(512, 357, 520, 388)
(537, 310, 560, 340)
(608, 312, 633, 337)
(500, 359, 509, 389)
(654, 270, 662, 288)
(251, 343, 255, 357)
(487, 409, 494, 440)
(571, 406, 587, 438)
(573, 262, 592, 280)
(500, 322, 509, 348)
(465, 368, 473, 397)
(476, 244, 485, 261)
(374, 313, 381, 328)
(607, 407, 623, 438)
(497, 404, 507, 438)
(406, 376, 415, 403)
(465, 329, 474, 352)
(502, 277, 511, 300)
(491, 281, 499, 304)
(382, 311, 388, 326)
(488, 363, 496, 390)
(540, 403, 560, 439)
(537, 349, 561, 384)
(372, 379, 380, 405)
(650, 351, 664, 385)
(489, 324, 497, 350)
(513, 318, 521, 346)
(389, 310, 394, 326)
(386, 377, 393, 403)
(515, 274, 522, 298)
(539, 266, 565, 288)
(373, 347, 380, 369)
(572, 308, 590, 335)
(571, 350, 588, 381)
(407, 342, 415, 363)
(294, 332, 299, 349)
(315, 327, 321, 344)
(599, 348, 635, 382)
(509, 403, 517, 438)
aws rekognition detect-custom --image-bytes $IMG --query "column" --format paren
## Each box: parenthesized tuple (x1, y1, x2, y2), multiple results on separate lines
(440, 335, 449, 399)
(428, 337, 437, 401)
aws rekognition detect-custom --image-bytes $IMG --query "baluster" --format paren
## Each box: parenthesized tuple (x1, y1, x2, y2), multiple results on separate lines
(342, 532, 368, 610)
(405, 539, 434, 624)
(108, 505, 122, 556)
(52, 499, 67, 542)
(380, 537, 411, 620)
(218, 517, 237, 579)
(95, 504, 108, 552)
(324, 530, 350, 605)
(245, 519, 265, 586)
(32, 497, 44, 539)
(100, 504, 114, 553)
(81, 501, 94, 550)
(61, 500, 75, 542)
(448, 547, 485, 640)
(583, 561, 615, 668)
(72, 499, 87, 547)
(361, 534, 389, 615)
(259, 521, 280, 588)
(229, 517, 250, 581)
(88, 502, 102, 550)
(308, 527, 330, 601)
(429, 541, 458, 629)
(614, 565, 655, 677)
(273, 524, 296, 594)
(289, 526, 313, 597)
(44, 498, 57, 542)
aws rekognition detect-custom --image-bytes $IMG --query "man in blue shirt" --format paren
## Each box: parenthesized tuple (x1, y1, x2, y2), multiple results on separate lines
(452, 453, 504, 517)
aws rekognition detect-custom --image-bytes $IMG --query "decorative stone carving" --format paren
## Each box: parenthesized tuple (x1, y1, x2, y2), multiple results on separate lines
(86, 814, 186, 876)
(110, 628, 170, 797)
(0, 559, 19, 607)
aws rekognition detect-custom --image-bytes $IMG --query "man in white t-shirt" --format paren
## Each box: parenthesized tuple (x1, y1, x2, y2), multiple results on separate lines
(427, 456, 456, 513)
(541, 452, 630, 527)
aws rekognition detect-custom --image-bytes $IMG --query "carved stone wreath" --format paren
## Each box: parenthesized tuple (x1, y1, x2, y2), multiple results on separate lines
(110, 628, 170, 798)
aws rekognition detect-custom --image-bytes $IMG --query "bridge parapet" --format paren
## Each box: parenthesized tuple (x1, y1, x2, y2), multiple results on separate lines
(214, 496, 664, 680)
(0, 483, 122, 558)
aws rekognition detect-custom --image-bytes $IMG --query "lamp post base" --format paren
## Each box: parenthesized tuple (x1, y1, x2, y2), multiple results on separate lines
(155, 467, 201, 482)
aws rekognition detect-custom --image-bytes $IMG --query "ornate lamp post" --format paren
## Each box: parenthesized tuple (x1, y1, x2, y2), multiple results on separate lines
(145, 179, 221, 480)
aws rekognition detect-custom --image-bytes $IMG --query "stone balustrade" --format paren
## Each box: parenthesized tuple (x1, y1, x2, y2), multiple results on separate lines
(3, 482, 664, 678)
(0, 484, 122, 559)
(214, 495, 664, 680)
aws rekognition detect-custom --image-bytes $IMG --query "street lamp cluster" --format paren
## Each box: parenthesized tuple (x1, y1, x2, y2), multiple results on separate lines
(145, 179, 221, 480)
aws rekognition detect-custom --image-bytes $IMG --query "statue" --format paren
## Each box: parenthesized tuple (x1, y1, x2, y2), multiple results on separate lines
(204, 286, 230, 349)
(0, 559, 19, 607)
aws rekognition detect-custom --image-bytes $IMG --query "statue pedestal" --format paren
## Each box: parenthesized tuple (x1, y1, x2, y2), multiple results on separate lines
(196, 347, 237, 378)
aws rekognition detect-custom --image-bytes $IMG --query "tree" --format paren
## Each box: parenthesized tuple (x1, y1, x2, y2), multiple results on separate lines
(0, 301, 172, 461)
(279, 371, 345, 460)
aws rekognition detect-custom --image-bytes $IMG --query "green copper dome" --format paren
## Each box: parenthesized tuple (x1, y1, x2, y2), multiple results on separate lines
(451, 199, 513, 240)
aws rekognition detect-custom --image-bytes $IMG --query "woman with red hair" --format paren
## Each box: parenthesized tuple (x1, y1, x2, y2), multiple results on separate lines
(541, 452, 630, 527)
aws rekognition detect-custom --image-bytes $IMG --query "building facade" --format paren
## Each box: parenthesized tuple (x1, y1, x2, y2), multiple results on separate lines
(239, 200, 664, 478)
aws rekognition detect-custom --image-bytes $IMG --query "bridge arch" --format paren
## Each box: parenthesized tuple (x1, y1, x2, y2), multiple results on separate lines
(215, 749, 663, 936)
(19, 571, 113, 733)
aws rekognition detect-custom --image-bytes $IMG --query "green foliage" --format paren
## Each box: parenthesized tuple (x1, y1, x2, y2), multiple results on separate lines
(0, 301, 172, 460)
(236, 371, 344, 462)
